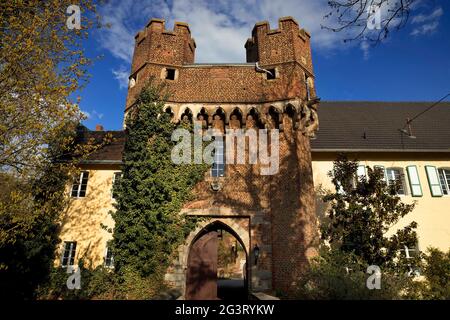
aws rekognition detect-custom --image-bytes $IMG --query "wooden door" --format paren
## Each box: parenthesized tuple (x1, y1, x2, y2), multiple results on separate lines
(185, 231, 218, 300)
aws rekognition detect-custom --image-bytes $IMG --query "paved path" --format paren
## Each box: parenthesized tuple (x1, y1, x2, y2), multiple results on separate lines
(217, 279, 247, 300)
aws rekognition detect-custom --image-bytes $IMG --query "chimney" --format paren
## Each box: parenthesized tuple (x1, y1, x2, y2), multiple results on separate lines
(95, 124, 104, 131)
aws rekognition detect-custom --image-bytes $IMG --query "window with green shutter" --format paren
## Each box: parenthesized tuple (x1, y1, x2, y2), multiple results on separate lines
(406, 166, 422, 197)
(425, 166, 443, 197)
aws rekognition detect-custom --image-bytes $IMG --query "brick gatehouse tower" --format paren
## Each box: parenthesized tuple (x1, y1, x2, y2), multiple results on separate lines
(125, 16, 320, 299)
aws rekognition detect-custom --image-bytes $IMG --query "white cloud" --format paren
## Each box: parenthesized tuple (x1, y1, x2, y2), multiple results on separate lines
(410, 7, 443, 36)
(92, 110, 104, 120)
(410, 21, 439, 36)
(97, 0, 349, 70)
(80, 109, 104, 121)
(412, 7, 443, 24)
(97, 0, 171, 63)
(96, 0, 437, 85)
(112, 67, 130, 89)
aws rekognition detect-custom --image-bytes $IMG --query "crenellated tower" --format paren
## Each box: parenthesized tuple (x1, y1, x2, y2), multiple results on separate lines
(124, 17, 320, 298)
(131, 18, 196, 72)
(245, 17, 314, 72)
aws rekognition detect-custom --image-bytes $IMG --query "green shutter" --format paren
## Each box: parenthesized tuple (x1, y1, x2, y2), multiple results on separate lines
(406, 166, 422, 197)
(425, 166, 443, 197)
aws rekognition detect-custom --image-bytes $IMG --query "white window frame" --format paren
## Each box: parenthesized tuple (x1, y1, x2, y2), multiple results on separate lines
(400, 244, 421, 276)
(211, 137, 225, 177)
(438, 168, 450, 196)
(352, 164, 367, 187)
(111, 172, 122, 199)
(406, 166, 423, 197)
(104, 242, 114, 269)
(357, 165, 367, 179)
(386, 167, 408, 196)
(71, 171, 89, 198)
(61, 241, 77, 268)
(425, 166, 443, 197)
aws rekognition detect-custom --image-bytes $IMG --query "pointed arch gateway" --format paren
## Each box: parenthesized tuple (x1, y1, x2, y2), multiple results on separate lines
(185, 220, 249, 300)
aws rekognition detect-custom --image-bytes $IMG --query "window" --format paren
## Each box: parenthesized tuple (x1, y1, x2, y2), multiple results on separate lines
(386, 168, 407, 195)
(401, 245, 418, 260)
(104, 242, 114, 268)
(400, 244, 421, 276)
(438, 168, 450, 195)
(357, 165, 367, 179)
(111, 172, 122, 199)
(211, 137, 225, 177)
(374, 165, 387, 181)
(129, 75, 136, 88)
(165, 68, 176, 80)
(425, 166, 443, 197)
(351, 165, 367, 189)
(406, 166, 423, 197)
(71, 171, 89, 198)
(61, 241, 77, 268)
(266, 68, 276, 80)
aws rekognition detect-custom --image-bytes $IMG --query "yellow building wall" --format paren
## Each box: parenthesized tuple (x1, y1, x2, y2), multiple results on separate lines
(56, 164, 120, 268)
(56, 153, 450, 268)
(312, 152, 450, 252)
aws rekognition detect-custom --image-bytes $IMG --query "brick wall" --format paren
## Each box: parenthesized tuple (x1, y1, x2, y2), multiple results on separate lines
(127, 16, 320, 297)
(126, 16, 315, 110)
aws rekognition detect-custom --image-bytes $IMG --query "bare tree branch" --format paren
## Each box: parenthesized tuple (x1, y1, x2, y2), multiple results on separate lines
(323, 0, 417, 45)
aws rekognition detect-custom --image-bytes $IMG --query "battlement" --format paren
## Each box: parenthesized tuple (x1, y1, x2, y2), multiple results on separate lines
(126, 16, 316, 109)
(130, 18, 196, 74)
(245, 16, 312, 68)
(245, 17, 310, 46)
(134, 18, 195, 44)
(252, 16, 299, 34)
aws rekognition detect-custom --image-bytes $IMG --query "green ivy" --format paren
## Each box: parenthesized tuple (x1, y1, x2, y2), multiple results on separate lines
(111, 80, 208, 279)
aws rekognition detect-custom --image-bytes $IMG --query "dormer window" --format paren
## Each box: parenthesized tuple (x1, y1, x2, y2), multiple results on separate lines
(264, 68, 277, 80)
(166, 68, 176, 80)
(161, 67, 178, 81)
(266, 68, 276, 80)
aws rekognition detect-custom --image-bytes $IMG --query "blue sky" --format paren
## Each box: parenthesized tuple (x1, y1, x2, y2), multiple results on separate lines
(77, 0, 450, 131)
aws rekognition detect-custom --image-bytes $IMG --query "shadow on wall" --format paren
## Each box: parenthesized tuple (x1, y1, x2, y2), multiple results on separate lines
(186, 260, 218, 300)
(182, 66, 320, 296)
(58, 171, 114, 267)
(314, 184, 331, 227)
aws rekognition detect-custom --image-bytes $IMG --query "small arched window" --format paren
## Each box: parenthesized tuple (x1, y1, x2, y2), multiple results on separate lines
(180, 108, 193, 123)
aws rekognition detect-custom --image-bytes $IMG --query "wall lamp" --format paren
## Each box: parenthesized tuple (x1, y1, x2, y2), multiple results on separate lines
(253, 244, 260, 266)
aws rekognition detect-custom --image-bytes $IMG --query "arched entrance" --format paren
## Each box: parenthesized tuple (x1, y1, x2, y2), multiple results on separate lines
(185, 221, 248, 300)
